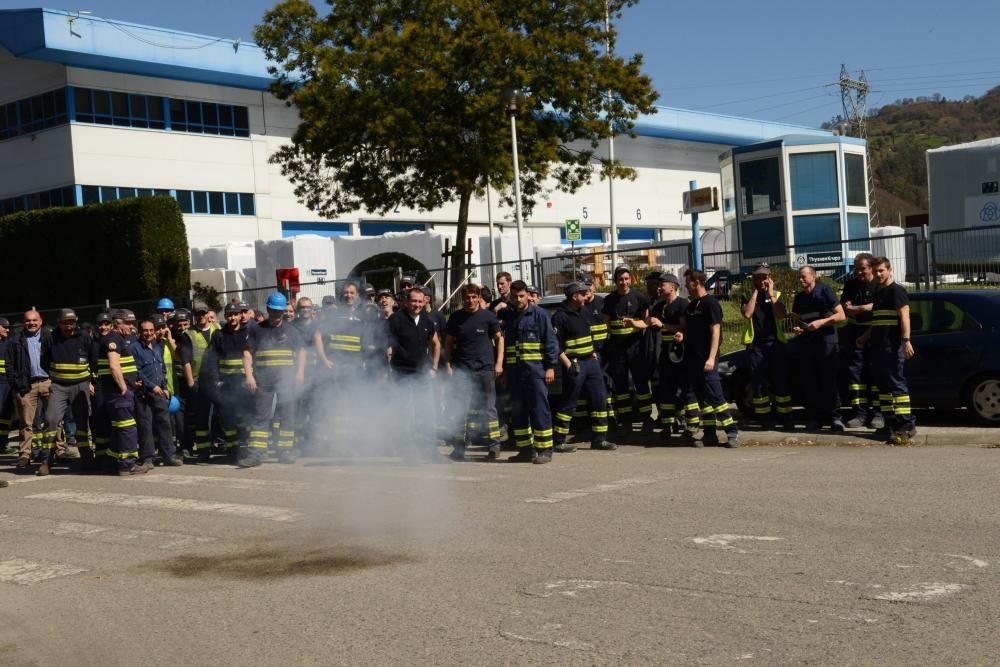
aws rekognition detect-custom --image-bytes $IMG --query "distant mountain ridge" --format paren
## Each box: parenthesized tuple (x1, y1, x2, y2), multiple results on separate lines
(824, 85, 1000, 221)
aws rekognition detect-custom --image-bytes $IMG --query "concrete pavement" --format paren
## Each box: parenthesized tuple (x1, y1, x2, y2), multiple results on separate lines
(0, 439, 997, 665)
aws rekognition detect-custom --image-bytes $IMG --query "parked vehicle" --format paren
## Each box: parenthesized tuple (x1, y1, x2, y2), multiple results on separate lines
(718, 290, 1000, 424)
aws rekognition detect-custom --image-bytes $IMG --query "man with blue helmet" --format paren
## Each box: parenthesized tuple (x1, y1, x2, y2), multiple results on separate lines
(240, 292, 306, 468)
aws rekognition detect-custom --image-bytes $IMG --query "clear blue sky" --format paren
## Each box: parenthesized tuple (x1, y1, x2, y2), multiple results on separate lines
(4, 0, 998, 127)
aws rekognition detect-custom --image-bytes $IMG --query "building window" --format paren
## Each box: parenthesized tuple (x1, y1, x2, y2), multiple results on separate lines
(77, 186, 254, 216)
(739, 157, 782, 216)
(845, 154, 867, 207)
(790, 152, 838, 210)
(359, 222, 425, 236)
(792, 213, 841, 252)
(847, 212, 870, 251)
(559, 226, 603, 245)
(0, 89, 69, 140)
(616, 227, 657, 242)
(740, 216, 785, 258)
(281, 221, 351, 238)
(69, 87, 249, 137)
(0, 186, 77, 215)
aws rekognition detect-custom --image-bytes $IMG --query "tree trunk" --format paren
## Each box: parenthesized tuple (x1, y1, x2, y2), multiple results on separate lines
(450, 188, 473, 298)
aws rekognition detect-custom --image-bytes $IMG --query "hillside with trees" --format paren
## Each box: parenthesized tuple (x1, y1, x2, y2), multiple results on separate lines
(824, 85, 1000, 222)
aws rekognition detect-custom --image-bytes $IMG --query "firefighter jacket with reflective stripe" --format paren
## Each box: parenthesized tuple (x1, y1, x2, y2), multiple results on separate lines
(504, 305, 559, 371)
(42, 328, 95, 384)
(551, 303, 596, 359)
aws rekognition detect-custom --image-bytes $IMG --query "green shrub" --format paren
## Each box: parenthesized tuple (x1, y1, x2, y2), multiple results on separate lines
(0, 196, 190, 313)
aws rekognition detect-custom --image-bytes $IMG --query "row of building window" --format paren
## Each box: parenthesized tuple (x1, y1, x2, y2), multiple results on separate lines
(0, 87, 250, 141)
(0, 186, 255, 217)
(0, 90, 69, 141)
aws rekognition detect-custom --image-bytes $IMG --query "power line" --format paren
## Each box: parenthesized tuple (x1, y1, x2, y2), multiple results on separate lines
(740, 93, 834, 116)
(690, 84, 827, 111)
(97, 17, 231, 50)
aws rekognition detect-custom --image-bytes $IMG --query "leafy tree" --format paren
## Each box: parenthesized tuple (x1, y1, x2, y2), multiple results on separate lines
(254, 0, 658, 285)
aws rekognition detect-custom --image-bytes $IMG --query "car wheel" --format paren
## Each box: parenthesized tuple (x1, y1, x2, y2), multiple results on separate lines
(967, 375, 1000, 425)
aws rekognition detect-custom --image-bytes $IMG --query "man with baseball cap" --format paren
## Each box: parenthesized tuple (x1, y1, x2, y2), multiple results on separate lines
(602, 266, 654, 431)
(0, 317, 13, 454)
(740, 263, 792, 428)
(38, 308, 93, 474)
(551, 282, 616, 453)
(646, 273, 699, 441)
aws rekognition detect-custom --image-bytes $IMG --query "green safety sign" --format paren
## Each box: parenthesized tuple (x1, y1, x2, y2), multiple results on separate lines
(564, 218, 582, 241)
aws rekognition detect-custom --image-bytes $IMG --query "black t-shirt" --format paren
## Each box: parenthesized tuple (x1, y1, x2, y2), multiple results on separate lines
(601, 290, 649, 346)
(841, 276, 876, 327)
(387, 310, 437, 372)
(871, 282, 909, 345)
(445, 308, 500, 371)
(650, 296, 689, 329)
(792, 284, 839, 343)
(683, 294, 723, 362)
(741, 289, 783, 342)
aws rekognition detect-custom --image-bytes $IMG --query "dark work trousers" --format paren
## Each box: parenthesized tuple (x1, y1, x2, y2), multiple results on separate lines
(108, 387, 139, 471)
(873, 342, 915, 432)
(0, 380, 13, 438)
(553, 357, 609, 447)
(449, 368, 500, 447)
(192, 383, 218, 453)
(798, 337, 841, 424)
(174, 383, 196, 453)
(687, 358, 737, 436)
(135, 390, 176, 463)
(509, 366, 553, 451)
(217, 376, 251, 452)
(42, 381, 90, 463)
(747, 340, 792, 422)
(656, 359, 699, 430)
(91, 383, 113, 471)
(248, 380, 296, 452)
(605, 342, 653, 421)
(840, 331, 884, 420)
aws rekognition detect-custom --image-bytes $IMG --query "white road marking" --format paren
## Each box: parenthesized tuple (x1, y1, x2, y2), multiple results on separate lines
(0, 556, 86, 585)
(691, 534, 783, 552)
(26, 490, 302, 523)
(6, 475, 57, 485)
(945, 554, 989, 568)
(523, 473, 683, 503)
(129, 473, 310, 494)
(873, 583, 966, 602)
(0, 514, 215, 550)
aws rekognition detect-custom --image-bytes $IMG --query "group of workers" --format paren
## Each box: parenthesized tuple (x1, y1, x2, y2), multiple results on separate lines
(0, 252, 915, 479)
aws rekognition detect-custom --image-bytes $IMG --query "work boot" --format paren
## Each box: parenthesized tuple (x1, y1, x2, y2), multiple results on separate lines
(238, 451, 262, 468)
(486, 441, 502, 461)
(830, 418, 845, 432)
(59, 445, 81, 460)
(725, 430, 740, 449)
(196, 449, 211, 464)
(532, 448, 552, 465)
(137, 460, 155, 473)
(277, 449, 299, 464)
(37, 461, 50, 476)
(639, 417, 657, 434)
(553, 442, 577, 453)
(591, 440, 618, 450)
(845, 416, 865, 429)
(510, 447, 535, 463)
(118, 464, 148, 477)
(702, 430, 721, 447)
(805, 419, 821, 431)
(868, 413, 885, 430)
(164, 455, 184, 467)
(15, 457, 32, 474)
(448, 446, 466, 462)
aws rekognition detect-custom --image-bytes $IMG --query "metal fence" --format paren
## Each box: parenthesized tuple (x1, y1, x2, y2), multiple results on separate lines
(930, 224, 1000, 286)
(539, 241, 693, 296)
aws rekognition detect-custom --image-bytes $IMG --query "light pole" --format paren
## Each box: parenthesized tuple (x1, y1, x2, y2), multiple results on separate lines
(507, 87, 528, 280)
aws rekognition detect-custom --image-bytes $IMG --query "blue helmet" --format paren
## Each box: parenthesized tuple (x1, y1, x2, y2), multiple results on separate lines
(168, 395, 181, 415)
(266, 292, 288, 311)
(156, 297, 175, 311)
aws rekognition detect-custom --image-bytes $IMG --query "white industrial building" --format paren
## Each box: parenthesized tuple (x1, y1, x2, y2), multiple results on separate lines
(0, 8, 840, 288)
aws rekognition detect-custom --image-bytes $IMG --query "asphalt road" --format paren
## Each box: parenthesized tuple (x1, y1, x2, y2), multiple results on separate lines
(1, 429, 998, 665)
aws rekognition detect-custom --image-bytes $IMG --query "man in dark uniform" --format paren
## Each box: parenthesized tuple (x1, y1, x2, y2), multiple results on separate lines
(0, 318, 13, 451)
(89, 313, 113, 471)
(840, 253, 883, 429)
(791, 266, 845, 430)
(443, 283, 504, 461)
(858, 257, 916, 443)
(207, 304, 251, 463)
(387, 287, 441, 459)
(241, 292, 306, 467)
(602, 266, 653, 430)
(551, 282, 615, 453)
(675, 269, 740, 448)
(505, 280, 560, 464)
(98, 310, 145, 475)
(646, 273, 697, 442)
(40, 308, 93, 474)
(740, 263, 792, 428)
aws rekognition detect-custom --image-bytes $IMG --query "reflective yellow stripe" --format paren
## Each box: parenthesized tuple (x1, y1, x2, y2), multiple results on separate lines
(111, 418, 137, 429)
(258, 349, 294, 357)
(50, 362, 91, 381)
